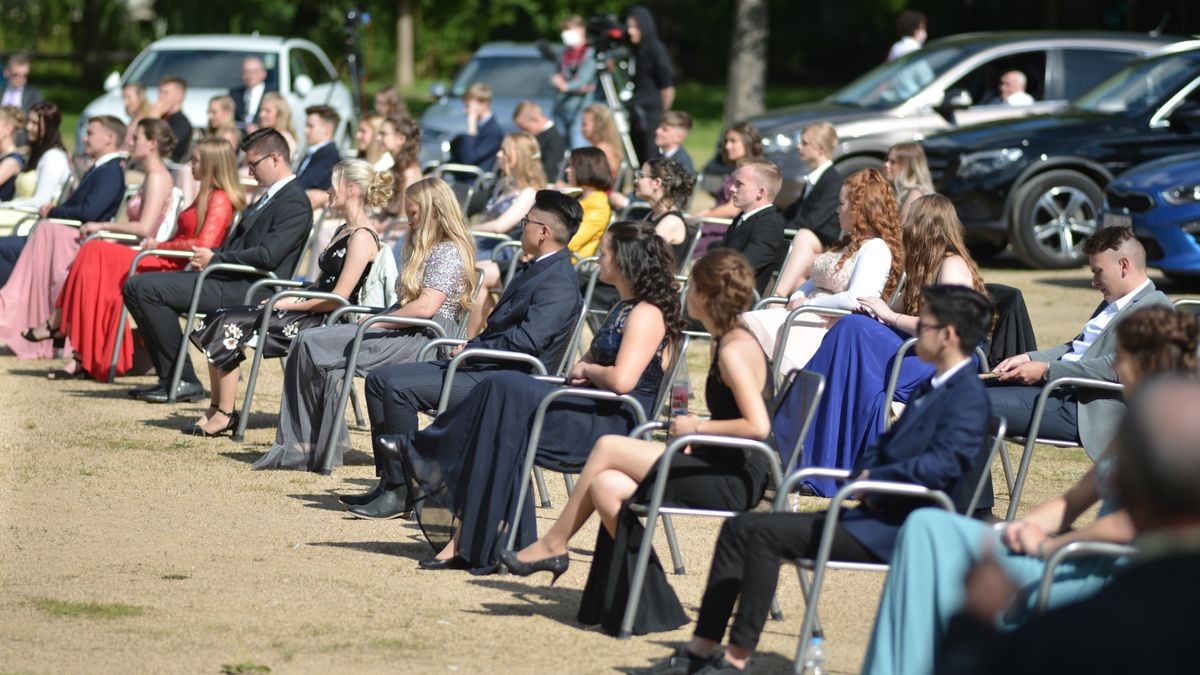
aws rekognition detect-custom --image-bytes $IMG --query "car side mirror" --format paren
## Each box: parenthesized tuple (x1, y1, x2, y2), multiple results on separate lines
(103, 71, 122, 92)
(935, 88, 974, 123)
(293, 74, 314, 97)
(430, 81, 447, 100)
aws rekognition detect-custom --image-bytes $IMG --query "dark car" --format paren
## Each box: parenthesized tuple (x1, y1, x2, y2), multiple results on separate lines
(701, 31, 1178, 208)
(924, 41, 1200, 268)
(1101, 151, 1200, 279)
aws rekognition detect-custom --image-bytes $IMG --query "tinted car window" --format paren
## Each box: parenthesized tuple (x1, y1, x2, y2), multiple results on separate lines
(1075, 50, 1200, 116)
(451, 56, 557, 99)
(127, 50, 278, 90)
(947, 51, 1047, 105)
(295, 48, 332, 85)
(1061, 49, 1139, 100)
(830, 45, 968, 108)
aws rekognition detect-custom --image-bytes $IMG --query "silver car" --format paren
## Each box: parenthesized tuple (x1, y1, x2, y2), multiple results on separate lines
(708, 31, 1182, 208)
(78, 34, 357, 156)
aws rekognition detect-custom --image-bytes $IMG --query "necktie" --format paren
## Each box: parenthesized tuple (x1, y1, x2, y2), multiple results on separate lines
(297, 150, 314, 177)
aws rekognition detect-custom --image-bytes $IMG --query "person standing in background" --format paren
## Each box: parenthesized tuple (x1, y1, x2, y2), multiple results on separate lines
(230, 57, 272, 131)
(552, 15, 596, 150)
(155, 76, 193, 163)
(625, 6, 675, 166)
(887, 10, 927, 61)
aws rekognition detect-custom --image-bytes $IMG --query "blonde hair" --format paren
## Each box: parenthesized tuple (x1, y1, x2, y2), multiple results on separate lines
(583, 103, 625, 167)
(0, 105, 25, 132)
(122, 83, 151, 118)
(803, 122, 837, 158)
(260, 92, 296, 141)
(192, 137, 246, 232)
(399, 177, 478, 312)
(357, 112, 386, 165)
(333, 158, 395, 209)
(501, 132, 546, 191)
(888, 142, 934, 195)
(900, 194, 987, 314)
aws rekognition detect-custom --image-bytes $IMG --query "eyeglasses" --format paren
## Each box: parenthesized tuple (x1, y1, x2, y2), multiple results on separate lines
(247, 153, 277, 174)
(916, 320, 946, 333)
(520, 216, 549, 231)
(635, 170, 654, 180)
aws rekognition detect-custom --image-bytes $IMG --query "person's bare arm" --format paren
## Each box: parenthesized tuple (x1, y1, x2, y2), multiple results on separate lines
(277, 228, 377, 313)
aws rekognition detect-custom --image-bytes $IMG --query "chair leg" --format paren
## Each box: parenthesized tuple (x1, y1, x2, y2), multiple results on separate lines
(535, 467, 552, 508)
(349, 387, 367, 429)
(234, 344, 267, 442)
(770, 595, 784, 621)
(795, 567, 825, 638)
(108, 306, 130, 383)
(562, 472, 575, 496)
(662, 514, 685, 575)
(998, 440, 1015, 496)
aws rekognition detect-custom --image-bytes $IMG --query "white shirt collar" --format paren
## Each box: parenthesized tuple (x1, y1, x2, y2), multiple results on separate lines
(739, 203, 772, 221)
(535, 248, 562, 263)
(660, 145, 680, 158)
(541, 120, 555, 133)
(265, 174, 297, 200)
(930, 356, 973, 390)
(806, 160, 833, 186)
(92, 152, 123, 169)
(1110, 278, 1151, 313)
(306, 140, 331, 155)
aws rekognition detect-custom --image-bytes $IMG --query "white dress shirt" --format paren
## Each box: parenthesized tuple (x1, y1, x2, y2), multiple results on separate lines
(1062, 279, 1151, 362)
(244, 82, 265, 125)
(802, 160, 833, 200)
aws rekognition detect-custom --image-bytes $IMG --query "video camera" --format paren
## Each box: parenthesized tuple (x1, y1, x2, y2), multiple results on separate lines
(586, 15, 627, 53)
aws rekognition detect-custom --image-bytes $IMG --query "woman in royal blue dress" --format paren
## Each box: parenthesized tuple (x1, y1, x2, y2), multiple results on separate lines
(778, 194, 988, 495)
(400, 219, 685, 573)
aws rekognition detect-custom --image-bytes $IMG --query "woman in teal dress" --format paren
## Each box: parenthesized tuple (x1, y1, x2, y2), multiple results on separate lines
(862, 306, 1199, 675)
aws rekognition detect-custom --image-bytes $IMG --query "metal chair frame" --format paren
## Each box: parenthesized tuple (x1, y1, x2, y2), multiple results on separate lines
(1035, 540, 1136, 614)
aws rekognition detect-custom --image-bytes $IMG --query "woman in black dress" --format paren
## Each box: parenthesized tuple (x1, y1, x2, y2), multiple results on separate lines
(187, 159, 391, 436)
(401, 220, 685, 574)
(501, 248, 773, 636)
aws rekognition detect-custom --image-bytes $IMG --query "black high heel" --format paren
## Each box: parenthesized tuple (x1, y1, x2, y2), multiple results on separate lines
(187, 409, 239, 437)
(22, 320, 65, 346)
(498, 548, 569, 585)
(182, 406, 220, 435)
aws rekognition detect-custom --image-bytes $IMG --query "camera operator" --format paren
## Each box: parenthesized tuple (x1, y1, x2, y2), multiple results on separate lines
(552, 15, 596, 150)
(625, 6, 675, 166)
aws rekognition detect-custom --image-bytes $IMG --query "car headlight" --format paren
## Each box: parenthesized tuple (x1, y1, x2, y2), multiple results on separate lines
(956, 148, 1024, 179)
(761, 132, 795, 152)
(1161, 184, 1200, 206)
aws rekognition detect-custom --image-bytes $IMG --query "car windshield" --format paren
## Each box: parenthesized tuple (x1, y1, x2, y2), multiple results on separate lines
(1073, 50, 1200, 116)
(829, 45, 968, 108)
(125, 50, 279, 90)
(450, 56, 557, 99)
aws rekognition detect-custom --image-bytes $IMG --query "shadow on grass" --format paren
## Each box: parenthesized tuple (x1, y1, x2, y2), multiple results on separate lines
(1031, 276, 1095, 290)
(220, 451, 267, 465)
(309, 538, 431, 559)
(464, 577, 585, 628)
(614, 649, 797, 674)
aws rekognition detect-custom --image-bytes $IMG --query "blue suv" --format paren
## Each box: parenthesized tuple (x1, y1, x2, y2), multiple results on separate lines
(1103, 151, 1200, 279)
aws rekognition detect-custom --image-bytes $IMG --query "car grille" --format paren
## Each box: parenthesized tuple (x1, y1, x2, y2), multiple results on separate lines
(1105, 189, 1154, 214)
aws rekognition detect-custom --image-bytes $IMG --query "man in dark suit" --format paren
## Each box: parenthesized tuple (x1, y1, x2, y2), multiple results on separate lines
(781, 121, 844, 291)
(0, 114, 126, 274)
(155, 76, 193, 164)
(2, 53, 41, 146)
(296, 105, 341, 209)
(342, 190, 585, 519)
(936, 375, 1200, 675)
(124, 129, 312, 403)
(719, 159, 788, 295)
(449, 83, 504, 172)
(229, 56, 272, 130)
(654, 110, 694, 175)
(644, 285, 994, 675)
(513, 100, 567, 181)
(988, 226, 1170, 460)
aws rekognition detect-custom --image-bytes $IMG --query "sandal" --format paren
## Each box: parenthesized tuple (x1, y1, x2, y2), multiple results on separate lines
(46, 367, 87, 380)
(187, 409, 240, 438)
(182, 405, 220, 435)
(22, 320, 65, 345)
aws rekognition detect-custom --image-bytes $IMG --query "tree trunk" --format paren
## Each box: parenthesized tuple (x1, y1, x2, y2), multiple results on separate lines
(395, 0, 414, 89)
(724, 0, 768, 124)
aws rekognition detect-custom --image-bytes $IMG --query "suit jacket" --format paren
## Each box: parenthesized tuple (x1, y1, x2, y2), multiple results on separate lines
(230, 84, 276, 128)
(536, 125, 567, 181)
(841, 364, 990, 560)
(210, 176, 312, 281)
(467, 248, 583, 371)
(47, 158, 124, 222)
(936, 551, 1200, 675)
(787, 166, 844, 246)
(719, 205, 787, 294)
(1027, 281, 1170, 454)
(450, 115, 504, 172)
(296, 142, 341, 192)
(659, 146, 695, 175)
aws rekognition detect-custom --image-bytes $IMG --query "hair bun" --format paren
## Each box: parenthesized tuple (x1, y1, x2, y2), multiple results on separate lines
(365, 168, 396, 208)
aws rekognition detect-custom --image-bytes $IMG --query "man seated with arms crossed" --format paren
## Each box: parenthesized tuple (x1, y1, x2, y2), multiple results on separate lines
(641, 285, 993, 675)
(342, 190, 585, 519)
(989, 226, 1169, 461)
(717, 158, 788, 295)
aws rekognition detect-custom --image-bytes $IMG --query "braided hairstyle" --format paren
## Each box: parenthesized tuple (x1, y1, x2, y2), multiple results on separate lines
(689, 248, 756, 336)
(604, 220, 686, 350)
(644, 156, 696, 213)
(1116, 306, 1200, 383)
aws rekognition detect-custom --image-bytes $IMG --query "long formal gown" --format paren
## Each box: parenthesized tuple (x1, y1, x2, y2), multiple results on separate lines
(741, 238, 892, 376)
(861, 456, 1126, 675)
(57, 190, 234, 381)
(191, 225, 374, 371)
(253, 239, 468, 473)
(577, 341, 772, 636)
(0, 185, 165, 359)
(402, 299, 666, 573)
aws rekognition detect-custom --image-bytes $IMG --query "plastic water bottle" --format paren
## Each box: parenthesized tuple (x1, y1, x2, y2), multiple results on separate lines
(801, 636, 827, 675)
(669, 359, 691, 422)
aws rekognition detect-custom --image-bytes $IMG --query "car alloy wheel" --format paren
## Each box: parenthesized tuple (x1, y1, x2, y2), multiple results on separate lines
(1010, 169, 1103, 268)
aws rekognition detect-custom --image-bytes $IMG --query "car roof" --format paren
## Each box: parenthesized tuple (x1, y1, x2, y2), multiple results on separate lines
(926, 30, 1184, 51)
(141, 34, 293, 50)
(471, 42, 550, 58)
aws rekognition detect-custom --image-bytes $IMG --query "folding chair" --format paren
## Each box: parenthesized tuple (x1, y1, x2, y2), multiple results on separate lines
(783, 416, 1007, 672)
(621, 199, 653, 222)
(1034, 540, 1136, 613)
(6, 170, 76, 237)
(675, 220, 704, 274)
(433, 163, 491, 214)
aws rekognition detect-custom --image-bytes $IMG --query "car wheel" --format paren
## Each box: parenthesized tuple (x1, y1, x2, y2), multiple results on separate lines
(1009, 170, 1103, 269)
(834, 155, 884, 177)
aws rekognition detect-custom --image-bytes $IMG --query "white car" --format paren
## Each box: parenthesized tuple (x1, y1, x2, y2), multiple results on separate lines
(77, 34, 356, 157)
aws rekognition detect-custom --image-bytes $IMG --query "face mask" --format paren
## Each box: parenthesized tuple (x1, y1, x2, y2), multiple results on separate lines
(562, 30, 583, 48)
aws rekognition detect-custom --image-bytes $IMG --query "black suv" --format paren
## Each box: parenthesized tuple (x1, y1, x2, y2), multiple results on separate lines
(924, 41, 1200, 268)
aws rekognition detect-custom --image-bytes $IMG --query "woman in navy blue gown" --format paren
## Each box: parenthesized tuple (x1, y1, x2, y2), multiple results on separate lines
(778, 194, 988, 496)
(400, 220, 685, 573)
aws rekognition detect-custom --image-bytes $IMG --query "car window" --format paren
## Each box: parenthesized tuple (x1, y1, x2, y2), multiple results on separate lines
(947, 51, 1047, 105)
(1075, 50, 1200, 117)
(450, 56, 558, 99)
(126, 50, 278, 90)
(1060, 49, 1140, 100)
(829, 45, 969, 109)
(293, 48, 332, 86)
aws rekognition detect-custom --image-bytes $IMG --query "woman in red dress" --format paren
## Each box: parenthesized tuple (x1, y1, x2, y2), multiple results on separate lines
(55, 137, 244, 380)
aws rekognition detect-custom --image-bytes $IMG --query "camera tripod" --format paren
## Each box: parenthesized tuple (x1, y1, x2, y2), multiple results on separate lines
(593, 49, 641, 169)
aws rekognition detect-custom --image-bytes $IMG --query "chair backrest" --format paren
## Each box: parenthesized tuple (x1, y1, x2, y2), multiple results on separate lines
(154, 187, 186, 241)
(959, 415, 1006, 516)
(770, 369, 827, 476)
(621, 199, 653, 222)
(650, 332, 692, 421)
(675, 221, 703, 275)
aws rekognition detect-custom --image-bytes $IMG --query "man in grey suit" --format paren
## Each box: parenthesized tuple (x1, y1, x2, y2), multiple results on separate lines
(988, 226, 1170, 459)
(1, 53, 42, 112)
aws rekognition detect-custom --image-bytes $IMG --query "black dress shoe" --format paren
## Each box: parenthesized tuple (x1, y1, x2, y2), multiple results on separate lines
(376, 434, 405, 459)
(138, 380, 206, 404)
(347, 485, 410, 520)
(128, 382, 164, 398)
(417, 555, 471, 571)
(339, 479, 385, 506)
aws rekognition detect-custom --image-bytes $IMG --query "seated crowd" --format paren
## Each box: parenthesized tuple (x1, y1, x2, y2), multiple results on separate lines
(3, 59, 1199, 675)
